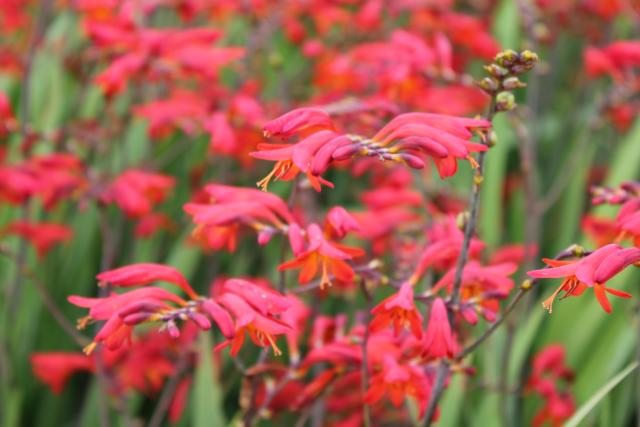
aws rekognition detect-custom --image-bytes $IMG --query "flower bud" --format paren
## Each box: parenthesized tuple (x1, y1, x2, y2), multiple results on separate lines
(477, 77, 500, 93)
(190, 312, 212, 330)
(456, 211, 470, 230)
(395, 153, 425, 169)
(484, 64, 509, 78)
(486, 130, 498, 147)
(332, 143, 362, 160)
(122, 312, 152, 325)
(495, 49, 519, 67)
(496, 91, 516, 112)
(166, 320, 180, 338)
(519, 50, 539, 67)
(502, 77, 526, 90)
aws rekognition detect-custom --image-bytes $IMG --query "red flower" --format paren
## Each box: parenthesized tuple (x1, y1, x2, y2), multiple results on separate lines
(527, 345, 576, 427)
(251, 129, 339, 191)
(432, 261, 517, 322)
(278, 224, 365, 289)
(184, 184, 295, 251)
(101, 170, 175, 219)
(369, 281, 423, 339)
(70, 264, 239, 354)
(30, 353, 94, 393)
(422, 298, 457, 359)
(217, 292, 291, 356)
(411, 216, 485, 280)
(3, 221, 72, 257)
(96, 263, 198, 300)
(528, 244, 640, 313)
(364, 354, 430, 417)
(325, 206, 360, 239)
(262, 107, 334, 138)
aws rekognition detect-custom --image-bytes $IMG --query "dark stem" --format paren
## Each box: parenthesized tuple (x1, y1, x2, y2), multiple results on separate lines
(147, 349, 192, 427)
(0, 245, 90, 347)
(359, 279, 373, 427)
(423, 97, 497, 426)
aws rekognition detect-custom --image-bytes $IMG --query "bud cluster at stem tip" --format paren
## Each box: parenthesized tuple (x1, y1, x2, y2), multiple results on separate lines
(477, 49, 539, 112)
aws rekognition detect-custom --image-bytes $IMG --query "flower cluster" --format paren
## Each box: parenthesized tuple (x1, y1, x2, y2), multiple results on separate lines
(69, 263, 292, 357)
(1, 1, 637, 426)
(527, 345, 576, 427)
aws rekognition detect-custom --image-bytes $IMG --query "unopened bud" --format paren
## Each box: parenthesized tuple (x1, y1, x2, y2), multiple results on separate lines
(496, 91, 516, 112)
(332, 144, 362, 160)
(477, 77, 500, 93)
(495, 49, 519, 67)
(395, 153, 425, 169)
(519, 50, 539, 66)
(456, 211, 470, 230)
(502, 76, 526, 90)
(486, 130, 498, 147)
(521, 279, 533, 290)
(484, 64, 509, 78)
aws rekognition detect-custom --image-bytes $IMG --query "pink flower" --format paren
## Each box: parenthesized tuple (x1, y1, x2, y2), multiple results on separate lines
(96, 263, 198, 300)
(3, 221, 72, 257)
(262, 108, 334, 138)
(369, 282, 423, 339)
(422, 298, 457, 359)
(278, 224, 365, 289)
(101, 170, 175, 219)
(528, 244, 639, 313)
(30, 353, 95, 393)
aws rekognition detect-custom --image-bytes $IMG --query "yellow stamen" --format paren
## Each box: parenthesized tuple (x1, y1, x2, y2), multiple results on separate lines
(83, 342, 97, 355)
(467, 155, 480, 169)
(542, 283, 566, 313)
(77, 316, 93, 330)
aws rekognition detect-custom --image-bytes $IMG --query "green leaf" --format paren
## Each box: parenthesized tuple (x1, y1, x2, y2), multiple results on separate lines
(565, 361, 638, 427)
(192, 333, 225, 427)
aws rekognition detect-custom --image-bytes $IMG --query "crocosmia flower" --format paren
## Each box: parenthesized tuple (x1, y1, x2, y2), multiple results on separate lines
(528, 244, 640, 313)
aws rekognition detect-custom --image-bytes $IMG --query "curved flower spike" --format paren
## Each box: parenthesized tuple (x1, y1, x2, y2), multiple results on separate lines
(262, 107, 334, 138)
(97, 263, 198, 300)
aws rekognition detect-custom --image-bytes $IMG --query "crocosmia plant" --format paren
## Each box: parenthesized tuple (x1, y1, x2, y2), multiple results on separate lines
(2, 1, 640, 426)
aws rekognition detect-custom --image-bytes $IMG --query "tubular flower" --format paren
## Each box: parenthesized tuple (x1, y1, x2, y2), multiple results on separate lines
(3, 221, 72, 258)
(410, 216, 485, 281)
(278, 224, 365, 289)
(528, 244, 640, 313)
(217, 292, 291, 356)
(69, 264, 237, 355)
(262, 107, 334, 138)
(422, 298, 457, 359)
(100, 169, 175, 219)
(0, 153, 87, 208)
(30, 353, 95, 393)
(184, 184, 295, 251)
(364, 354, 431, 418)
(251, 129, 340, 191)
(369, 281, 423, 339)
(432, 261, 517, 322)
(615, 198, 640, 246)
(253, 109, 491, 192)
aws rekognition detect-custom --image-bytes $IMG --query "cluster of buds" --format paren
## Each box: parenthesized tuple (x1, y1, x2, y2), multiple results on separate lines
(590, 181, 640, 205)
(478, 49, 539, 112)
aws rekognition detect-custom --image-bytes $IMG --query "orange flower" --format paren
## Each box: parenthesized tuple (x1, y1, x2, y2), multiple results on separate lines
(278, 224, 364, 289)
